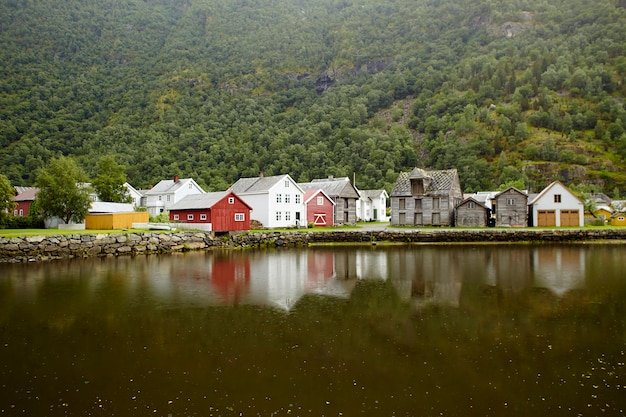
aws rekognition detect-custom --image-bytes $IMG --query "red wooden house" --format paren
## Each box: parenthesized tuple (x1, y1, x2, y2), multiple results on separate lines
(168, 191, 252, 232)
(303, 189, 335, 226)
(12, 187, 38, 217)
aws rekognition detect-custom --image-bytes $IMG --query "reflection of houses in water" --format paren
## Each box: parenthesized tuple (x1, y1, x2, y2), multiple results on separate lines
(334, 248, 388, 280)
(211, 254, 251, 303)
(387, 248, 463, 307)
(532, 247, 585, 296)
(484, 247, 533, 293)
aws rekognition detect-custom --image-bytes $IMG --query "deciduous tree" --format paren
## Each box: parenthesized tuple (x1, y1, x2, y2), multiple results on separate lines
(35, 156, 92, 225)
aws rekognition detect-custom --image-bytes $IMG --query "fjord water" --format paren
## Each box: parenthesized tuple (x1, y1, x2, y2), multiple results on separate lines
(1, 244, 625, 416)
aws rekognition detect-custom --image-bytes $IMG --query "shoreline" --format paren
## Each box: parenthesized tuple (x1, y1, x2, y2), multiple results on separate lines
(2, 228, 626, 263)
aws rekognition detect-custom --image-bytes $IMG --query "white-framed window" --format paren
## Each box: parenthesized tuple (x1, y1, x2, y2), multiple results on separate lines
(228, 197, 234, 204)
(187, 214, 194, 221)
(295, 194, 301, 204)
(285, 194, 290, 203)
(507, 198, 516, 205)
(276, 194, 282, 203)
(158, 196, 162, 201)
(167, 195, 170, 202)
(200, 214, 207, 221)
(554, 194, 562, 203)
(189, 183, 192, 189)
(174, 214, 179, 221)
(13, 209, 18, 216)
(317, 196, 324, 205)
(286, 211, 291, 221)
(285, 180, 290, 187)
(276, 211, 282, 221)
(235, 213, 245, 222)
(467, 202, 475, 209)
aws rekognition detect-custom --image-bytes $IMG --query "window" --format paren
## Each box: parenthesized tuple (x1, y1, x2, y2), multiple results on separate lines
(399, 198, 406, 210)
(187, 214, 194, 221)
(276, 211, 282, 221)
(158, 196, 162, 201)
(19, 209, 24, 216)
(507, 198, 516, 205)
(285, 180, 290, 187)
(276, 194, 282, 203)
(228, 197, 234, 204)
(467, 201, 475, 209)
(285, 194, 290, 203)
(13, 209, 18, 216)
(317, 196, 324, 205)
(235, 213, 245, 221)
(286, 211, 291, 221)
(554, 194, 562, 203)
(174, 214, 179, 221)
(433, 198, 440, 209)
(415, 199, 422, 209)
(189, 183, 192, 189)
(167, 195, 170, 202)
(200, 214, 207, 221)
(295, 194, 301, 204)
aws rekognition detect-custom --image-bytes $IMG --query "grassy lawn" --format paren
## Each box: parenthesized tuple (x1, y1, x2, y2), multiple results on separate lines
(0, 228, 153, 238)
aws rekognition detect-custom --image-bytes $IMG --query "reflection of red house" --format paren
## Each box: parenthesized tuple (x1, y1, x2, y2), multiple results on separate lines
(12, 187, 38, 217)
(303, 189, 335, 226)
(307, 251, 335, 287)
(211, 254, 251, 304)
(168, 191, 252, 232)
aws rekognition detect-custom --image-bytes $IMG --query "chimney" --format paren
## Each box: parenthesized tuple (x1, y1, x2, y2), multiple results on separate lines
(258, 172, 264, 178)
(173, 175, 180, 183)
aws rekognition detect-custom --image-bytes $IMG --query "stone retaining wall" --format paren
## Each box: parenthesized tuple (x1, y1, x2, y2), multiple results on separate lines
(2, 228, 626, 263)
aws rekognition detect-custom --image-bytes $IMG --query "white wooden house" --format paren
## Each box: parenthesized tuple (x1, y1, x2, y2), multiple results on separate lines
(143, 175, 206, 215)
(228, 174, 305, 228)
(528, 181, 584, 227)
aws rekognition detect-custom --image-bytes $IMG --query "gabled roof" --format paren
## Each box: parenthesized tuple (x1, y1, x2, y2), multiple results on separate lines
(169, 192, 252, 211)
(456, 196, 488, 210)
(528, 181, 582, 205)
(391, 168, 459, 196)
(358, 189, 389, 201)
(229, 174, 300, 194)
(494, 186, 528, 199)
(14, 187, 38, 202)
(303, 188, 336, 205)
(300, 177, 360, 198)
(145, 178, 203, 195)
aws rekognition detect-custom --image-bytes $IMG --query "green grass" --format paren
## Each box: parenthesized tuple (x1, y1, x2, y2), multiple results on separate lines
(0, 228, 154, 238)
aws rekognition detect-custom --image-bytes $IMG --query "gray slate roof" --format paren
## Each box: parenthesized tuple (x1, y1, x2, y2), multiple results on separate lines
(359, 189, 387, 200)
(145, 178, 199, 195)
(229, 175, 287, 194)
(300, 177, 359, 198)
(169, 192, 232, 210)
(391, 168, 459, 197)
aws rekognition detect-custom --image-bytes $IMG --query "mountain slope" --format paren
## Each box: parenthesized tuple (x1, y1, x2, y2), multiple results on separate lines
(1, 0, 625, 195)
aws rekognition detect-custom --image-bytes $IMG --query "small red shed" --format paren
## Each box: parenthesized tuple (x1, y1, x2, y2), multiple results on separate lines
(169, 191, 252, 232)
(304, 189, 335, 227)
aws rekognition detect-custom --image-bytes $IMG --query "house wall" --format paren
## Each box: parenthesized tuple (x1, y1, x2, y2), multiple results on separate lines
(495, 189, 528, 227)
(334, 197, 357, 225)
(391, 196, 453, 226)
(169, 199, 251, 232)
(372, 195, 389, 222)
(267, 180, 305, 228)
(85, 212, 149, 230)
(13, 201, 31, 217)
(530, 183, 584, 227)
(306, 193, 334, 226)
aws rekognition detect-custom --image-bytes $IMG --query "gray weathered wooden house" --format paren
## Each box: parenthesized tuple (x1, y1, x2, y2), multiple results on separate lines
(390, 168, 463, 226)
(455, 197, 490, 227)
(492, 186, 528, 227)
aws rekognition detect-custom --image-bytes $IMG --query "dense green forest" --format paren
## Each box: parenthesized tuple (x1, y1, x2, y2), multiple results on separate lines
(2, 0, 626, 195)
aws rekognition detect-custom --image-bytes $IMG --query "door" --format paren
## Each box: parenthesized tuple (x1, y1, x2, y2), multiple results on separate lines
(537, 210, 556, 227)
(560, 210, 579, 227)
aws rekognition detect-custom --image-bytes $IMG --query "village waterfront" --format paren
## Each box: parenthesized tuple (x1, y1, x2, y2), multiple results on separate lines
(1, 243, 626, 416)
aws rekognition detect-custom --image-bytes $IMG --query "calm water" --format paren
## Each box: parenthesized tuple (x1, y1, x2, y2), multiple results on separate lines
(1, 244, 625, 416)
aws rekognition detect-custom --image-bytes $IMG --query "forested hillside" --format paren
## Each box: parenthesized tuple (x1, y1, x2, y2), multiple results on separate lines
(2, 0, 626, 195)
